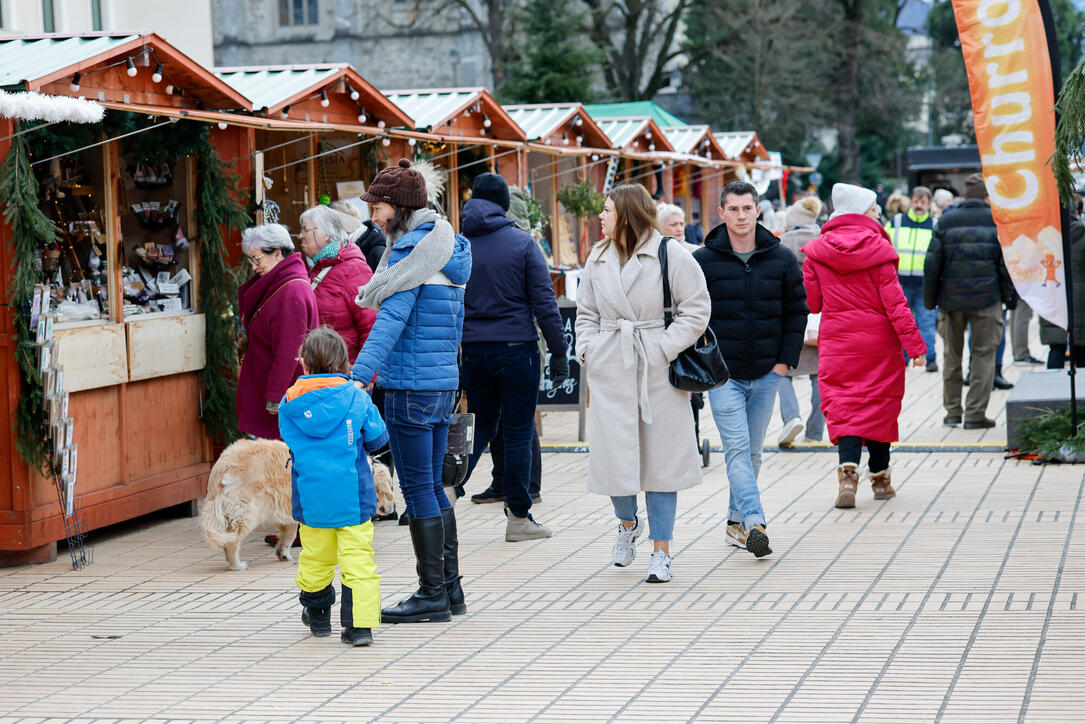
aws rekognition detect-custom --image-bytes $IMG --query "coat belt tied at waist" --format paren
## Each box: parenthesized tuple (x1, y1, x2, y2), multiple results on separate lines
(599, 317, 664, 424)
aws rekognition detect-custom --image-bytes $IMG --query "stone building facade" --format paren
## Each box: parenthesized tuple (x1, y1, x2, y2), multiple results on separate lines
(212, 0, 492, 90)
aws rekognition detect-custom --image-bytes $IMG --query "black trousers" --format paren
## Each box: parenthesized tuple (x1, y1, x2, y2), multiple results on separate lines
(1047, 344, 1085, 369)
(838, 436, 890, 472)
(490, 422, 542, 496)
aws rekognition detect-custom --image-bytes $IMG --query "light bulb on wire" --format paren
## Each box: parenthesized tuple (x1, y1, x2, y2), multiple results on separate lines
(70, 73, 81, 92)
(320, 90, 329, 107)
(125, 58, 137, 77)
(152, 63, 163, 83)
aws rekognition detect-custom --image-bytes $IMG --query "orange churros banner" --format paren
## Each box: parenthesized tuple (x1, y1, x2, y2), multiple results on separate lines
(953, 0, 1066, 328)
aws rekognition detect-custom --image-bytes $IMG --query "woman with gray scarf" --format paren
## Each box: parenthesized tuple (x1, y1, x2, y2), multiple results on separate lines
(351, 160, 472, 625)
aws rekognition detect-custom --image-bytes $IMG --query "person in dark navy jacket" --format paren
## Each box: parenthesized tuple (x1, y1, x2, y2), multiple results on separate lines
(459, 173, 567, 542)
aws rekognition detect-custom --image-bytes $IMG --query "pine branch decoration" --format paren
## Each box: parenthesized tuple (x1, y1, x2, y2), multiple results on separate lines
(192, 132, 248, 446)
(0, 128, 60, 470)
(1051, 57, 1085, 207)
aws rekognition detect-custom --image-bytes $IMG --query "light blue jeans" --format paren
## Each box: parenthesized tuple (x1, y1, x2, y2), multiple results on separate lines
(708, 372, 781, 528)
(777, 374, 825, 441)
(611, 492, 677, 542)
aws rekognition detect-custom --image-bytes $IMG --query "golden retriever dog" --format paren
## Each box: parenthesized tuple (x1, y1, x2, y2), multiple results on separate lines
(200, 438, 397, 571)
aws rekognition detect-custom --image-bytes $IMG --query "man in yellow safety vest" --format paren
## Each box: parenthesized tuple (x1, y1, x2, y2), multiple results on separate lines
(886, 186, 937, 372)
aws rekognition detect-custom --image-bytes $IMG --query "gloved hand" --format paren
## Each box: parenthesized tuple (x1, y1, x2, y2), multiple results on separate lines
(549, 354, 570, 386)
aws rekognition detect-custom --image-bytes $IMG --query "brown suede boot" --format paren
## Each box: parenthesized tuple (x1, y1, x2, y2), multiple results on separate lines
(870, 468, 895, 500)
(835, 464, 859, 508)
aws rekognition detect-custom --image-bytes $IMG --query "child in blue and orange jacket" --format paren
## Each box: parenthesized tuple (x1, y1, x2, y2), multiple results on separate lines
(279, 326, 390, 646)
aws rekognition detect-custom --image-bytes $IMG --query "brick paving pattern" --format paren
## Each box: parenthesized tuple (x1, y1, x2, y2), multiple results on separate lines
(1, 352, 1083, 722)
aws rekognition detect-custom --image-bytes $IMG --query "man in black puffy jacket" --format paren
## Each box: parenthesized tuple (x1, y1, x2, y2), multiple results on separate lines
(923, 173, 1018, 429)
(694, 181, 807, 559)
(352, 219, 387, 274)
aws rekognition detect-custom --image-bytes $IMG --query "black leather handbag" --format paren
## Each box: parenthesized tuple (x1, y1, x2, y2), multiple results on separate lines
(658, 237, 730, 392)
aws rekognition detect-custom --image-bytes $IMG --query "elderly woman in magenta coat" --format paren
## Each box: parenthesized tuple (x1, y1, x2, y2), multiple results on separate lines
(801, 184, 926, 509)
(236, 223, 319, 440)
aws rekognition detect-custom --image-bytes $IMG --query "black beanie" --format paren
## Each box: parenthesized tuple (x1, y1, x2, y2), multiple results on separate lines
(472, 172, 510, 211)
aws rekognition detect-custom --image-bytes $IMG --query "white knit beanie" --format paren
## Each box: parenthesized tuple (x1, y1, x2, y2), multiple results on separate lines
(829, 183, 877, 219)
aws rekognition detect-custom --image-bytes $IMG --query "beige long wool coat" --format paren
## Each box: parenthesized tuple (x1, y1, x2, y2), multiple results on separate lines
(576, 232, 711, 496)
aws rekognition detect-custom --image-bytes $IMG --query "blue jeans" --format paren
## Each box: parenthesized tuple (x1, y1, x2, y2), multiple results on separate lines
(384, 389, 454, 519)
(708, 373, 780, 527)
(611, 492, 677, 542)
(461, 342, 541, 518)
(900, 277, 937, 363)
(777, 374, 825, 441)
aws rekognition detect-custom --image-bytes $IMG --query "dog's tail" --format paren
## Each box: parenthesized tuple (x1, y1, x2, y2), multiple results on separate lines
(199, 471, 253, 549)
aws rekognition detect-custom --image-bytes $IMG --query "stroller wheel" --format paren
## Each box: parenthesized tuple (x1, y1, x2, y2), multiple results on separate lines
(701, 439, 711, 468)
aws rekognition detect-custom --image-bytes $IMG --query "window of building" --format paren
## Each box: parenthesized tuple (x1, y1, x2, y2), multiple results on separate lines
(91, 0, 102, 31)
(279, 0, 318, 25)
(42, 0, 55, 32)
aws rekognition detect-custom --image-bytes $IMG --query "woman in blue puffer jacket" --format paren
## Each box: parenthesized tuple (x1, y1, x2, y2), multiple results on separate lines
(352, 159, 472, 625)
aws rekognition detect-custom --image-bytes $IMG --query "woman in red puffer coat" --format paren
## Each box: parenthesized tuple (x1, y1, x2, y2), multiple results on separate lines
(801, 184, 926, 510)
(298, 205, 376, 362)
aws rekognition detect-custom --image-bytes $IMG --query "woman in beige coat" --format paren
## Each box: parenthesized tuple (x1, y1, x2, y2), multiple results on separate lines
(576, 184, 711, 584)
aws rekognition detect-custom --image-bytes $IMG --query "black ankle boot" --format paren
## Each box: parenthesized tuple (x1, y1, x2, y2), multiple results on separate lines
(341, 627, 373, 646)
(339, 583, 375, 645)
(299, 585, 335, 637)
(381, 516, 452, 623)
(441, 507, 466, 615)
(993, 365, 1014, 390)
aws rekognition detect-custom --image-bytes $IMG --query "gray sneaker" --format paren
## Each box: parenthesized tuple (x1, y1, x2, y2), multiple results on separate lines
(505, 507, 552, 542)
(612, 516, 641, 567)
(645, 550, 672, 583)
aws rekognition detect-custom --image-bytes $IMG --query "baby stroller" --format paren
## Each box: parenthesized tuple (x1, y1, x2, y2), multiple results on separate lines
(692, 392, 711, 467)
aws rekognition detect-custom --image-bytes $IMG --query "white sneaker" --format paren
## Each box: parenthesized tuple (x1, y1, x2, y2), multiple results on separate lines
(778, 417, 804, 446)
(612, 516, 641, 567)
(645, 550, 672, 583)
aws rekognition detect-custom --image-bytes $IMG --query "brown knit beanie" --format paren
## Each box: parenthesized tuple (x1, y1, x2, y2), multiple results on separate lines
(964, 173, 988, 199)
(361, 158, 427, 209)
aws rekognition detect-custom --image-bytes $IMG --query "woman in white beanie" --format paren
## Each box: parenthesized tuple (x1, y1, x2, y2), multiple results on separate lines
(801, 183, 926, 508)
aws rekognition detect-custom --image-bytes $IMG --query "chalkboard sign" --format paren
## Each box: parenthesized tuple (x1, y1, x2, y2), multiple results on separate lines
(538, 304, 581, 408)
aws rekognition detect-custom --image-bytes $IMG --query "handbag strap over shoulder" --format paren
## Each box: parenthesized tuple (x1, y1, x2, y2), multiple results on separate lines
(250, 277, 310, 327)
(658, 236, 674, 328)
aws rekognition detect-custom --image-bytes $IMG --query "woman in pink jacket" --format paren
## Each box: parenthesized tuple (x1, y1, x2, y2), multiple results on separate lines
(298, 205, 377, 363)
(801, 184, 927, 509)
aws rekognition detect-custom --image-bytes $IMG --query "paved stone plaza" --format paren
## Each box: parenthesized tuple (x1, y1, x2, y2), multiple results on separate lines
(1, 361, 1083, 722)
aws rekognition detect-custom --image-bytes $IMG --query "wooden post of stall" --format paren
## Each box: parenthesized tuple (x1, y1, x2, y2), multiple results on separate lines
(307, 133, 319, 206)
(253, 152, 266, 226)
(448, 142, 459, 232)
(550, 155, 561, 266)
(518, 147, 528, 189)
(185, 156, 200, 314)
(701, 167, 712, 236)
(578, 155, 589, 263)
(103, 140, 123, 325)
(488, 145, 496, 173)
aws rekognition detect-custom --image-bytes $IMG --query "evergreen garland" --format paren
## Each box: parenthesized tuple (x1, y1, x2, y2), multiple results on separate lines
(191, 131, 248, 446)
(1017, 406, 1085, 461)
(0, 127, 60, 470)
(1052, 56, 1085, 206)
